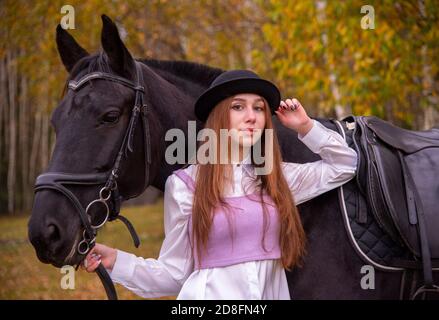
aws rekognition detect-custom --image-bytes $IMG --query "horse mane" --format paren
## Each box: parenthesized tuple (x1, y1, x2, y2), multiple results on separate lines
(63, 53, 115, 96)
(65, 54, 224, 96)
(68, 53, 112, 80)
(140, 59, 224, 88)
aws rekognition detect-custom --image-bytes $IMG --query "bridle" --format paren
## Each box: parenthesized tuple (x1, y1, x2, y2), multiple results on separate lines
(34, 61, 152, 299)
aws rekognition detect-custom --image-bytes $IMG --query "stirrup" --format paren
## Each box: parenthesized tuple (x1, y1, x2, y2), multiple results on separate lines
(410, 284, 439, 300)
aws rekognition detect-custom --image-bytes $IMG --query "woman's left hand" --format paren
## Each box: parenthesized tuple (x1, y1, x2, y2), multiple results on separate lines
(275, 98, 313, 136)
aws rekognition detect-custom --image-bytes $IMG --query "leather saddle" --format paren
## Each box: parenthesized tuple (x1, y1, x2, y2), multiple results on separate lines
(332, 115, 439, 299)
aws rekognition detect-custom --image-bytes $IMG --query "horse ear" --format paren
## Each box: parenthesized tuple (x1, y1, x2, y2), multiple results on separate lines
(101, 14, 135, 78)
(56, 25, 89, 73)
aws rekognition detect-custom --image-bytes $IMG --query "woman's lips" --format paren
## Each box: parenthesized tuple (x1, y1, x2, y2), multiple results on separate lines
(240, 128, 254, 134)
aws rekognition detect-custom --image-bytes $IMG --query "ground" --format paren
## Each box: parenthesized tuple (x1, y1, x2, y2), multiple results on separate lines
(0, 201, 176, 300)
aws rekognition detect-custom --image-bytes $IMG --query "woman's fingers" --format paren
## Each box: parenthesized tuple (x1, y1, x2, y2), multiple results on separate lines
(275, 109, 286, 120)
(292, 98, 302, 110)
(285, 98, 299, 111)
(82, 251, 102, 272)
(86, 254, 101, 272)
(86, 258, 101, 272)
(280, 98, 301, 111)
(80, 243, 117, 271)
(279, 100, 288, 111)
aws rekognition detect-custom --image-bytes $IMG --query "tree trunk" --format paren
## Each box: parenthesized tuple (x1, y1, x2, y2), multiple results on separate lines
(19, 74, 30, 210)
(3, 54, 9, 170)
(7, 50, 17, 214)
(316, 0, 350, 119)
(40, 106, 49, 172)
(0, 55, 4, 159)
(418, 0, 439, 129)
(29, 112, 42, 193)
(0, 55, 6, 214)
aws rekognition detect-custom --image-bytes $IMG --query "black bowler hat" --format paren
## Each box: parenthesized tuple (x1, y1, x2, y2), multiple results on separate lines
(194, 70, 281, 122)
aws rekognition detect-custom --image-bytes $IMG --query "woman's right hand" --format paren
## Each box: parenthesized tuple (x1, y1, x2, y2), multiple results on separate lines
(81, 243, 117, 273)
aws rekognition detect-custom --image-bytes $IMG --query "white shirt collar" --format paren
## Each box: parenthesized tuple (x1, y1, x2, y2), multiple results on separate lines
(232, 152, 252, 167)
(231, 153, 255, 180)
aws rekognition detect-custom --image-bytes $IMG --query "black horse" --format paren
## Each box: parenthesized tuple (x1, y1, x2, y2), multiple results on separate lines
(28, 15, 431, 299)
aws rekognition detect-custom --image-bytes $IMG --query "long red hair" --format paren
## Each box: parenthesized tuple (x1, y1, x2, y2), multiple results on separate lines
(191, 96, 306, 271)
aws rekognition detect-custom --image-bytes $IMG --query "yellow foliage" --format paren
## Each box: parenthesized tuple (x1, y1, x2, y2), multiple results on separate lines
(0, 0, 437, 126)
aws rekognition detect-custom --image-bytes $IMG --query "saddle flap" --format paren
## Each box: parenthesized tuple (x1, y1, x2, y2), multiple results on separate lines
(369, 142, 421, 256)
(404, 149, 439, 258)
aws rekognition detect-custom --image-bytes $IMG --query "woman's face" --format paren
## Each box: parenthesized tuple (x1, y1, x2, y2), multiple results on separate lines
(228, 93, 266, 148)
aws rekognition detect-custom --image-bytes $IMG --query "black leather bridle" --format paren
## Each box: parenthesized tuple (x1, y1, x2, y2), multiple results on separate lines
(34, 61, 152, 300)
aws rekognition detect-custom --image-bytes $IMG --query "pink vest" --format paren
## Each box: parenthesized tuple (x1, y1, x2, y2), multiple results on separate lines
(174, 169, 281, 270)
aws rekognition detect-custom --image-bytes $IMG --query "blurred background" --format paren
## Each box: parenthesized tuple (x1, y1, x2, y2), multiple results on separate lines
(0, 0, 438, 299)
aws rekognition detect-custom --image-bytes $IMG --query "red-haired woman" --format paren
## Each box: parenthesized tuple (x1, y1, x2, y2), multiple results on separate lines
(83, 70, 357, 300)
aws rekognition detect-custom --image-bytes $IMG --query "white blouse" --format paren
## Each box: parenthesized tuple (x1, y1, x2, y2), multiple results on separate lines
(109, 120, 358, 299)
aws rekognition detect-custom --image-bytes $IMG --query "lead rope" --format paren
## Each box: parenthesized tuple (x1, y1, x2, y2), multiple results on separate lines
(116, 215, 140, 247)
(96, 264, 118, 300)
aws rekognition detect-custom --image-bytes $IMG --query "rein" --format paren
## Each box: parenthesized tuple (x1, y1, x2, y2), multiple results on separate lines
(34, 61, 152, 300)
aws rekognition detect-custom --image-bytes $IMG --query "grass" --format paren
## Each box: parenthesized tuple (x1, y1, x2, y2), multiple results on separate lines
(0, 200, 177, 300)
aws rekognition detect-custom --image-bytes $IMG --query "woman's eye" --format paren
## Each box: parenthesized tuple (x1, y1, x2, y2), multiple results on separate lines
(102, 111, 120, 124)
(231, 104, 242, 110)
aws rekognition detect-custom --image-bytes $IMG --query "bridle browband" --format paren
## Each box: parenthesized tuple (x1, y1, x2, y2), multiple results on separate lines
(34, 61, 152, 300)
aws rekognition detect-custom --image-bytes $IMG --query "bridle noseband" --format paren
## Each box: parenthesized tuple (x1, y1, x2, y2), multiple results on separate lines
(34, 61, 152, 299)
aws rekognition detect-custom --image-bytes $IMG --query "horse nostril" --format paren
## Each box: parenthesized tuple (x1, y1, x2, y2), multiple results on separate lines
(47, 223, 61, 243)
(28, 220, 64, 263)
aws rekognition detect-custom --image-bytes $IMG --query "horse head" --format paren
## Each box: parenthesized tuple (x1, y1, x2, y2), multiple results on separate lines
(27, 15, 212, 268)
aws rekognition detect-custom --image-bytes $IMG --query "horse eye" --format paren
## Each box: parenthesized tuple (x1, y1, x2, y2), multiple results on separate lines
(102, 111, 120, 124)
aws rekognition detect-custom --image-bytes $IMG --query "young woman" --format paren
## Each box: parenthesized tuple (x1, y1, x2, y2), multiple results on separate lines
(83, 70, 357, 299)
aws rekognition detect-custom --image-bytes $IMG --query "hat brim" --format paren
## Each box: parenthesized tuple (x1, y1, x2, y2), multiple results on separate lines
(194, 78, 281, 122)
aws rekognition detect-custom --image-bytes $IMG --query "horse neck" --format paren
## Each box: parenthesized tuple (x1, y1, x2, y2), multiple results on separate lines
(141, 63, 202, 129)
(139, 63, 206, 191)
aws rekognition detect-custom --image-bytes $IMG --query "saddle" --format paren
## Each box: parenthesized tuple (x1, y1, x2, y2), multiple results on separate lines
(332, 115, 439, 299)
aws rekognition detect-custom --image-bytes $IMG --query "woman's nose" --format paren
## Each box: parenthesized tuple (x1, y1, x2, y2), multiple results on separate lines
(245, 107, 256, 122)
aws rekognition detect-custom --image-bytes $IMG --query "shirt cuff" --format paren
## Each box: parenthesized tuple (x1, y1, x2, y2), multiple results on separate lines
(298, 119, 332, 154)
(109, 249, 137, 284)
